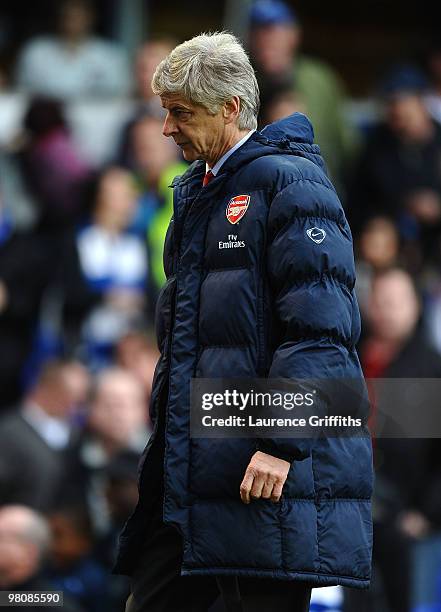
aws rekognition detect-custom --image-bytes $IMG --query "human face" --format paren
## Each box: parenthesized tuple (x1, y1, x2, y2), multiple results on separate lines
(136, 42, 173, 99)
(132, 117, 178, 183)
(250, 24, 299, 75)
(59, 2, 93, 40)
(368, 272, 419, 342)
(95, 168, 137, 232)
(160, 93, 229, 166)
(89, 372, 146, 448)
(385, 94, 431, 141)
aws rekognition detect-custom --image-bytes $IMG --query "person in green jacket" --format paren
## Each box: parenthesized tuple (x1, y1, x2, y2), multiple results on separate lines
(249, 0, 358, 189)
(147, 161, 188, 292)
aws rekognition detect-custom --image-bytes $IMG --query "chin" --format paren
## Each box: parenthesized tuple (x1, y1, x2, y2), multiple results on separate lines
(182, 149, 198, 162)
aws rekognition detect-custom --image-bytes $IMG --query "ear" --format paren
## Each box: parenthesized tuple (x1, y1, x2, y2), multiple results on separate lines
(223, 96, 241, 125)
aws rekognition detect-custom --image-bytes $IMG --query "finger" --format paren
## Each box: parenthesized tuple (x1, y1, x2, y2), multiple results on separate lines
(240, 469, 255, 504)
(250, 472, 267, 500)
(270, 479, 284, 503)
(261, 479, 274, 499)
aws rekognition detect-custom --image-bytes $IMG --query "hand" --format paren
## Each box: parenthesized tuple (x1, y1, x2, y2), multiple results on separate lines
(240, 451, 290, 504)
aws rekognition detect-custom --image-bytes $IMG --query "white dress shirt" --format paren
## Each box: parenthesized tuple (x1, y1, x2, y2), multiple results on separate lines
(22, 402, 71, 450)
(16, 36, 131, 98)
(206, 130, 255, 176)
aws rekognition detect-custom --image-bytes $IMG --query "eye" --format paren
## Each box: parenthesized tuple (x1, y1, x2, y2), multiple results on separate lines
(173, 109, 192, 120)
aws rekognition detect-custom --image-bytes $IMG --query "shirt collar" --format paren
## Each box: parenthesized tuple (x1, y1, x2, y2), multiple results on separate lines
(206, 130, 255, 176)
(22, 401, 71, 450)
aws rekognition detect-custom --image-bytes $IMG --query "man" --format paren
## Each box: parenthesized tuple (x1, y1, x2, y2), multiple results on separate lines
(114, 33, 372, 612)
(248, 0, 357, 186)
(15, 0, 131, 99)
(116, 38, 177, 167)
(0, 505, 81, 612)
(347, 64, 441, 266)
(74, 367, 149, 534)
(0, 360, 88, 511)
(83, 367, 149, 459)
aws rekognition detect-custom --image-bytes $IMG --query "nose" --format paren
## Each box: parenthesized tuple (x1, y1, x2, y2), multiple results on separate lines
(163, 113, 178, 138)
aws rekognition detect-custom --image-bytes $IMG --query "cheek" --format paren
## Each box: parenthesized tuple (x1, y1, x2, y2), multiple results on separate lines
(185, 128, 200, 146)
(183, 133, 204, 156)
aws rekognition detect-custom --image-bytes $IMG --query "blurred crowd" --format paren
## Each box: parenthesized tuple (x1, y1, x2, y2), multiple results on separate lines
(1, 0, 441, 610)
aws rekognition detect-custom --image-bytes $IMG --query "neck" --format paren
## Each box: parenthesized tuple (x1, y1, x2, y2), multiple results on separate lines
(94, 212, 123, 235)
(62, 34, 85, 50)
(207, 128, 250, 168)
(27, 394, 58, 419)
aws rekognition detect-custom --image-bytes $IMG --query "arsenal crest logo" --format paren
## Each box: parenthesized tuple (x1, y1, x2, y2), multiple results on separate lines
(226, 195, 250, 224)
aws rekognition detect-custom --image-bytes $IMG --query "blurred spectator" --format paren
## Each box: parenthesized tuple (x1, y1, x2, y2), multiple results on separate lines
(124, 114, 187, 293)
(121, 113, 188, 293)
(95, 450, 139, 611)
(146, 163, 187, 293)
(117, 38, 175, 166)
(348, 268, 441, 612)
(125, 114, 181, 236)
(15, 0, 131, 99)
(115, 331, 159, 401)
(19, 96, 91, 233)
(0, 360, 88, 511)
(0, 187, 51, 409)
(75, 368, 148, 532)
(355, 216, 400, 317)
(347, 64, 441, 267)
(249, 0, 357, 184)
(86, 368, 148, 456)
(0, 505, 50, 589)
(260, 79, 306, 126)
(60, 167, 149, 365)
(103, 451, 139, 549)
(134, 39, 175, 110)
(47, 504, 109, 612)
(0, 505, 83, 610)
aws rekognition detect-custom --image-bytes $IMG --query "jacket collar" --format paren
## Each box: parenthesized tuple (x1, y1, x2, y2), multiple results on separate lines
(171, 112, 326, 189)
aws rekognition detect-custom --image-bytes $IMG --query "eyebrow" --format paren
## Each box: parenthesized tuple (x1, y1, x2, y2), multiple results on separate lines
(169, 106, 192, 112)
(161, 98, 190, 109)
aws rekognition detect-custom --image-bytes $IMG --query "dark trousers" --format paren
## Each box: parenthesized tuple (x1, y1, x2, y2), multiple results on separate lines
(126, 500, 311, 612)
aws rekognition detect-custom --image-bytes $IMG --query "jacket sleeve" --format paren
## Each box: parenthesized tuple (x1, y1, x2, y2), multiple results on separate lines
(257, 176, 362, 462)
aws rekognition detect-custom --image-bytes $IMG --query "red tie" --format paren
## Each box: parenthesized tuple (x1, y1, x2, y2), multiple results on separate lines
(203, 170, 214, 187)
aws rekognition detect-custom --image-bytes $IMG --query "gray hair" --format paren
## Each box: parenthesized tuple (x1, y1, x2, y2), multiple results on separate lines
(0, 506, 51, 559)
(152, 32, 259, 130)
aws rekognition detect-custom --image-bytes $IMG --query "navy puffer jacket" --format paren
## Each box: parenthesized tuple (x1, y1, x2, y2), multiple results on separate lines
(115, 113, 373, 588)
